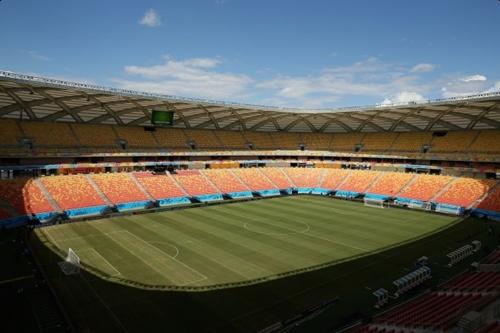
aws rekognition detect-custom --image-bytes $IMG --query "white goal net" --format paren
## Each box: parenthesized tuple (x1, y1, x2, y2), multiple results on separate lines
(364, 199, 387, 209)
(58, 248, 81, 275)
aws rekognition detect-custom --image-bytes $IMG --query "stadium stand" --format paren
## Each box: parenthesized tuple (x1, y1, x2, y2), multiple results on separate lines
(114, 126, 158, 148)
(361, 133, 398, 152)
(398, 174, 454, 201)
(0, 178, 53, 215)
(173, 170, 220, 196)
(430, 131, 478, 152)
(469, 130, 500, 153)
(260, 168, 294, 188)
(442, 272, 500, 292)
(284, 168, 324, 188)
(391, 132, 433, 152)
(40, 175, 105, 210)
(71, 123, 118, 147)
(477, 186, 500, 212)
(270, 132, 301, 149)
(0, 119, 22, 145)
(20, 121, 78, 146)
(319, 169, 351, 190)
(232, 168, 277, 191)
(153, 127, 189, 150)
(0, 207, 10, 220)
(367, 172, 415, 196)
(215, 130, 248, 149)
(133, 172, 186, 199)
(337, 170, 380, 193)
(242, 131, 275, 149)
(184, 129, 224, 149)
(434, 178, 497, 208)
(301, 133, 332, 150)
(330, 133, 363, 151)
(203, 169, 249, 193)
(475, 322, 500, 333)
(91, 173, 149, 204)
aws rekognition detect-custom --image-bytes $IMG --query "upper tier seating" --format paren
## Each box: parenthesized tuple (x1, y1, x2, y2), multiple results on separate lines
(434, 178, 497, 207)
(361, 133, 398, 152)
(301, 133, 332, 150)
(391, 132, 433, 152)
(320, 169, 351, 190)
(0, 119, 22, 145)
(398, 174, 454, 201)
(114, 126, 158, 148)
(242, 131, 275, 149)
(443, 272, 500, 292)
(153, 128, 189, 150)
(330, 133, 363, 151)
(91, 173, 149, 204)
(368, 172, 415, 196)
(203, 170, 248, 193)
(20, 121, 78, 146)
(478, 186, 500, 212)
(469, 130, 500, 153)
(71, 123, 118, 147)
(260, 168, 294, 188)
(134, 172, 186, 199)
(270, 132, 301, 149)
(233, 168, 277, 191)
(215, 131, 248, 149)
(0, 179, 53, 214)
(431, 131, 478, 152)
(337, 170, 380, 193)
(284, 168, 324, 188)
(40, 175, 105, 210)
(184, 129, 224, 149)
(173, 170, 219, 196)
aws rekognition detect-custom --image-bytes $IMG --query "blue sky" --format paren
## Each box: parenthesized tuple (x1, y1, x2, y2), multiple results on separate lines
(0, 0, 499, 108)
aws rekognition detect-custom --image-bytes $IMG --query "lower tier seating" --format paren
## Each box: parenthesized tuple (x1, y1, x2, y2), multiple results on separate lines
(337, 170, 380, 193)
(477, 186, 500, 212)
(40, 175, 105, 210)
(368, 172, 415, 196)
(434, 178, 497, 207)
(284, 168, 324, 188)
(232, 168, 277, 191)
(0, 179, 53, 215)
(398, 174, 454, 201)
(91, 173, 149, 204)
(260, 168, 294, 188)
(203, 170, 248, 193)
(173, 170, 219, 196)
(320, 169, 350, 190)
(133, 172, 186, 199)
(443, 272, 500, 292)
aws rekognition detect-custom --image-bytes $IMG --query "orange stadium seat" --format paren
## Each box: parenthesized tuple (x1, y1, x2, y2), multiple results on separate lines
(320, 169, 351, 190)
(215, 130, 248, 149)
(367, 172, 415, 196)
(284, 168, 325, 187)
(477, 186, 500, 212)
(71, 123, 118, 147)
(134, 172, 186, 199)
(153, 127, 189, 150)
(361, 133, 399, 152)
(203, 169, 248, 193)
(20, 121, 78, 146)
(260, 168, 294, 188)
(114, 126, 158, 148)
(91, 173, 149, 204)
(270, 132, 301, 149)
(233, 168, 277, 191)
(337, 170, 380, 193)
(330, 133, 363, 151)
(434, 178, 497, 207)
(173, 170, 219, 196)
(0, 178, 53, 215)
(468, 130, 500, 153)
(0, 119, 22, 145)
(301, 133, 333, 150)
(184, 129, 224, 149)
(398, 174, 454, 201)
(40, 175, 106, 210)
(391, 132, 432, 152)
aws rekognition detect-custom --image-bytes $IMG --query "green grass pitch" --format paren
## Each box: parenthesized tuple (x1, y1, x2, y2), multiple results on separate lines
(30, 196, 496, 332)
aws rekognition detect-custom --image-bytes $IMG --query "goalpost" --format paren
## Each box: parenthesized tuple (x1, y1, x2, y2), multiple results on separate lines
(364, 198, 388, 209)
(58, 248, 81, 275)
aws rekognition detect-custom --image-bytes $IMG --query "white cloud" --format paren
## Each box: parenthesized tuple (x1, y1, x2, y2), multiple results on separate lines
(410, 63, 435, 73)
(460, 74, 487, 82)
(380, 91, 426, 106)
(484, 81, 500, 93)
(139, 9, 161, 27)
(27, 50, 51, 61)
(115, 56, 252, 100)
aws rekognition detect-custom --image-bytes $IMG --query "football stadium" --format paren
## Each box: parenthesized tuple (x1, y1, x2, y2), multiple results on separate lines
(1, 2, 500, 333)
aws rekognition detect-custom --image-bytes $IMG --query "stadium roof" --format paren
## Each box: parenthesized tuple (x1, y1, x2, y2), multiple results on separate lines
(1, 70, 500, 133)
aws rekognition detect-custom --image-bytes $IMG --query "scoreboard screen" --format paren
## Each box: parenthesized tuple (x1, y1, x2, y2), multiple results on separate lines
(151, 110, 174, 126)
